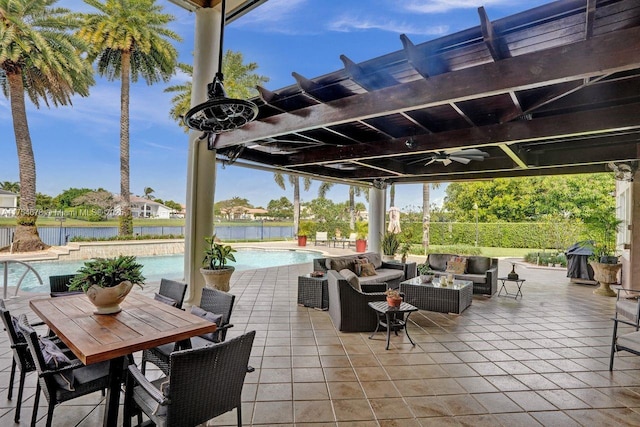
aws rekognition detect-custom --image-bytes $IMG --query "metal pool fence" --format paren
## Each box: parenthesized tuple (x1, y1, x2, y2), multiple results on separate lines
(0, 225, 295, 247)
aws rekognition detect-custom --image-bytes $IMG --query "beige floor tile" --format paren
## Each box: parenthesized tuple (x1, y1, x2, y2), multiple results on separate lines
(293, 400, 335, 423)
(332, 399, 375, 421)
(327, 381, 365, 399)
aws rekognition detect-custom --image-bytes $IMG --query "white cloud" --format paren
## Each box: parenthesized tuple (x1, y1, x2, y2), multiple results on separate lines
(329, 15, 449, 36)
(404, 0, 512, 14)
(232, 0, 308, 27)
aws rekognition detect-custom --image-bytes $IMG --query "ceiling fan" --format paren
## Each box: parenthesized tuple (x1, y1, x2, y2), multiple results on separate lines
(409, 148, 489, 166)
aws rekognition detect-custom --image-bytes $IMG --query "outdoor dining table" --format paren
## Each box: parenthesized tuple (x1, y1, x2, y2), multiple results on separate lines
(29, 292, 217, 427)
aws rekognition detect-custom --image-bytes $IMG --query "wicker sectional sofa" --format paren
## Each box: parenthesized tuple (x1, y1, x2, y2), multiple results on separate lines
(313, 252, 416, 288)
(423, 253, 498, 296)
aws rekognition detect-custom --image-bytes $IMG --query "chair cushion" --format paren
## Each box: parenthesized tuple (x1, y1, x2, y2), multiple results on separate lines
(467, 256, 491, 274)
(353, 258, 368, 276)
(39, 337, 75, 391)
(360, 263, 377, 277)
(617, 331, 640, 352)
(617, 299, 640, 323)
(339, 269, 360, 291)
(154, 293, 179, 307)
(326, 256, 357, 272)
(359, 268, 403, 284)
(11, 315, 26, 342)
(428, 254, 454, 272)
(359, 252, 382, 269)
(190, 306, 222, 342)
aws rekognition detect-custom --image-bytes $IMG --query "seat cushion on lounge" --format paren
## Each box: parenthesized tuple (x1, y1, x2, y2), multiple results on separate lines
(326, 256, 357, 272)
(339, 268, 360, 291)
(428, 254, 455, 272)
(359, 252, 382, 269)
(455, 273, 488, 284)
(617, 331, 640, 351)
(467, 256, 491, 274)
(359, 268, 403, 284)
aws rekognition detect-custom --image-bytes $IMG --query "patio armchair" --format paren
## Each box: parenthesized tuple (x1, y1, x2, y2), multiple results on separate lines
(141, 287, 235, 375)
(326, 270, 389, 332)
(123, 330, 256, 427)
(315, 231, 329, 245)
(18, 314, 119, 427)
(154, 278, 188, 308)
(610, 287, 640, 370)
(49, 274, 83, 297)
(347, 232, 357, 248)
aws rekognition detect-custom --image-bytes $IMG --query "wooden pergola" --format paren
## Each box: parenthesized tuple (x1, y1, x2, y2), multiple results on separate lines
(172, 0, 640, 302)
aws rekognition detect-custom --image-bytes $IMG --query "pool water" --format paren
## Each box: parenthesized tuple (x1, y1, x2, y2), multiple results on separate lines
(2, 249, 321, 293)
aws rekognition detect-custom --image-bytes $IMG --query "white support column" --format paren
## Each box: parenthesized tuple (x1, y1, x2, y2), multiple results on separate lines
(368, 187, 386, 254)
(184, 7, 222, 306)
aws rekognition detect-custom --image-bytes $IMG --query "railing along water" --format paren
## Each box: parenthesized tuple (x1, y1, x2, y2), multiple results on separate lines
(1, 260, 43, 299)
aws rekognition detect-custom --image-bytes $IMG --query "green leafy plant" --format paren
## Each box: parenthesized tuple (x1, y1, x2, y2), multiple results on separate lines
(68, 255, 145, 292)
(381, 232, 400, 255)
(297, 220, 314, 237)
(203, 234, 237, 270)
(417, 263, 431, 275)
(355, 221, 368, 240)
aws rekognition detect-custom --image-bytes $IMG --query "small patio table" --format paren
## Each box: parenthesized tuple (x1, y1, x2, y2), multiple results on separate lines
(368, 301, 418, 350)
(29, 292, 217, 427)
(497, 277, 526, 299)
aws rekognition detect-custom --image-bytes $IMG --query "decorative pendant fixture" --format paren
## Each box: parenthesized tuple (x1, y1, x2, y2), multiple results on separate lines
(183, 0, 258, 135)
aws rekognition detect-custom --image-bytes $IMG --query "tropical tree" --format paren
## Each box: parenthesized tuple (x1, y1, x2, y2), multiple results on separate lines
(274, 174, 312, 236)
(143, 187, 155, 199)
(78, 0, 181, 236)
(1, 0, 94, 251)
(165, 52, 269, 131)
(0, 181, 20, 193)
(318, 182, 366, 230)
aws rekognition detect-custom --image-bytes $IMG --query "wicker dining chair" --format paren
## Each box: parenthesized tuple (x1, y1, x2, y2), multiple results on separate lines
(124, 330, 256, 427)
(141, 286, 234, 375)
(18, 314, 118, 427)
(154, 278, 188, 308)
(49, 274, 83, 297)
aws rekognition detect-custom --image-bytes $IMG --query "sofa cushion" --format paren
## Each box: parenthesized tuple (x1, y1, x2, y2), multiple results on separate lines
(326, 256, 357, 272)
(467, 256, 491, 274)
(353, 258, 369, 276)
(455, 273, 488, 284)
(359, 252, 382, 269)
(339, 268, 360, 291)
(359, 268, 403, 284)
(428, 253, 455, 272)
(360, 263, 377, 277)
(446, 256, 467, 274)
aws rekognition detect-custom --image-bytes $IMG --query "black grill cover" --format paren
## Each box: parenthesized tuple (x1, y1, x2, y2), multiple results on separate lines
(566, 241, 594, 280)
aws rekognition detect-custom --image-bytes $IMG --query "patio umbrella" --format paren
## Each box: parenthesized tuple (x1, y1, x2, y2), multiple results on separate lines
(388, 207, 401, 234)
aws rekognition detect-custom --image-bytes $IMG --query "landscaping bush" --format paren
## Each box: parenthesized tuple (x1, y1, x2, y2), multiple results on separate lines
(524, 251, 567, 267)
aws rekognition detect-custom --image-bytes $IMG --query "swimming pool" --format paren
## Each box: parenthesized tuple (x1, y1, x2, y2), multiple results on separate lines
(2, 249, 321, 293)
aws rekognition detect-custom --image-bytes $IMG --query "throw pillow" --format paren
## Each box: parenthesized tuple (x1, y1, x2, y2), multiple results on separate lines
(39, 336, 75, 391)
(339, 268, 360, 291)
(190, 306, 223, 342)
(353, 258, 369, 276)
(154, 293, 179, 307)
(360, 263, 377, 277)
(446, 256, 467, 274)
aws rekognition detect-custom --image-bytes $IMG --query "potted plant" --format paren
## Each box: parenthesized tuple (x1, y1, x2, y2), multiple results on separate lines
(385, 288, 402, 307)
(399, 241, 412, 264)
(68, 255, 145, 314)
(355, 221, 368, 253)
(297, 221, 313, 247)
(200, 234, 237, 292)
(381, 231, 400, 261)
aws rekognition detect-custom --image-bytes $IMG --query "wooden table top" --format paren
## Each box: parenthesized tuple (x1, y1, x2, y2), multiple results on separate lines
(29, 292, 217, 365)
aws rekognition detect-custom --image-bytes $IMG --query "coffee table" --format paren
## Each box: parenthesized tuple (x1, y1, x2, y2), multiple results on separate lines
(368, 301, 418, 350)
(399, 277, 473, 314)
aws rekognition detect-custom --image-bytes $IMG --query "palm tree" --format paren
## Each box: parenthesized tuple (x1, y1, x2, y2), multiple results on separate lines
(1, 0, 94, 252)
(422, 182, 441, 253)
(78, 0, 181, 236)
(274, 174, 311, 236)
(143, 187, 155, 200)
(0, 182, 20, 194)
(165, 52, 269, 131)
(318, 182, 365, 230)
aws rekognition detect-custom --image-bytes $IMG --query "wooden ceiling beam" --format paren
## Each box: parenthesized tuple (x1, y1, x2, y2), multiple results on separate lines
(478, 6, 511, 61)
(585, 0, 597, 39)
(218, 25, 640, 147)
(340, 55, 398, 91)
(288, 103, 640, 165)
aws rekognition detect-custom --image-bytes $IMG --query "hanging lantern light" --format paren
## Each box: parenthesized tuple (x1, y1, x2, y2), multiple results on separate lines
(183, 0, 258, 134)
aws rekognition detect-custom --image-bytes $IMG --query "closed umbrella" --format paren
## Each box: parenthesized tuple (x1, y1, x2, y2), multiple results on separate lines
(388, 206, 401, 234)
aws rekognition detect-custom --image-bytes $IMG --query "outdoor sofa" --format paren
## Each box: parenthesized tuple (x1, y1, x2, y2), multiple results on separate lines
(313, 252, 416, 289)
(422, 253, 498, 296)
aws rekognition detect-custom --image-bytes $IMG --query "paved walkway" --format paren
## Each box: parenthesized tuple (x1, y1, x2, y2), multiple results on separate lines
(1, 244, 639, 426)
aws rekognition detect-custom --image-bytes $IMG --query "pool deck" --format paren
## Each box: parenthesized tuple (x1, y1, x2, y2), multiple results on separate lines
(2, 242, 640, 426)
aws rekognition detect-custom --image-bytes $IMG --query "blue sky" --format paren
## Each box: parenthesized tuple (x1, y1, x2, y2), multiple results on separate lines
(1, 0, 550, 211)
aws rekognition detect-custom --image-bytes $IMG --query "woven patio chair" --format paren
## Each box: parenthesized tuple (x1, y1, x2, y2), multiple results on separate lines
(154, 278, 188, 308)
(18, 314, 119, 427)
(141, 287, 235, 375)
(123, 330, 256, 427)
(610, 288, 640, 370)
(49, 274, 83, 297)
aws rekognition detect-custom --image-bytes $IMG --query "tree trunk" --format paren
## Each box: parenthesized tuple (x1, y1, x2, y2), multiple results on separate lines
(349, 186, 355, 230)
(293, 177, 300, 235)
(7, 71, 47, 252)
(389, 184, 395, 207)
(119, 51, 133, 236)
(422, 183, 430, 253)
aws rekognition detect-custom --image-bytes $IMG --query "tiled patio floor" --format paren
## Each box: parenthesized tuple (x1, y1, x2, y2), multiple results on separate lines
(2, 249, 640, 426)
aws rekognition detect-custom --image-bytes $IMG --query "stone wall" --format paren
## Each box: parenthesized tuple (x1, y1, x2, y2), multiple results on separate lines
(59, 239, 184, 260)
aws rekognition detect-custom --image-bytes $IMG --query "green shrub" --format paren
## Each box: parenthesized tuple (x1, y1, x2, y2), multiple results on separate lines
(524, 251, 567, 267)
